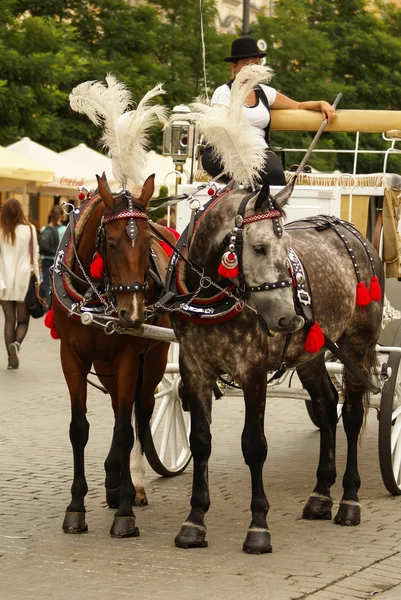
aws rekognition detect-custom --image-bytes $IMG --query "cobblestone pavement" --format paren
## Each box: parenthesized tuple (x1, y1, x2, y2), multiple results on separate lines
(1, 315, 401, 600)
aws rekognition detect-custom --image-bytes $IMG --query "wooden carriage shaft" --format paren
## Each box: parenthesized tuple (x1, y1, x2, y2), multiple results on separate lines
(80, 313, 401, 357)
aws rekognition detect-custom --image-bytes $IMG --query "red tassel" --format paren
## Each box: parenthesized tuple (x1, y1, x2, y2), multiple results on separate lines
(90, 253, 104, 280)
(305, 321, 325, 353)
(369, 276, 382, 302)
(218, 251, 239, 278)
(218, 263, 239, 278)
(356, 281, 371, 307)
(44, 308, 55, 329)
(50, 327, 59, 340)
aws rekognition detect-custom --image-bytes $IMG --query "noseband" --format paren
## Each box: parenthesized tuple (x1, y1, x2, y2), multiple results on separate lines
(100, 192, 150, 295)
(224, 192, 292, 294)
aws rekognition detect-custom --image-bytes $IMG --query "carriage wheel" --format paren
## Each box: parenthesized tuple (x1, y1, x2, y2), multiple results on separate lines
(144, 343, 192, 477)
(378, 323, 401, 495)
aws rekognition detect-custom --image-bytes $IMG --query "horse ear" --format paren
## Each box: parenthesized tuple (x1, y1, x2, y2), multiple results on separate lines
(253, 180, 270, 212)
(96, 174, 115, 211)
(137, 174, 155, 208)
(272, 177, 295, 210)
(100, 172, 112, 193)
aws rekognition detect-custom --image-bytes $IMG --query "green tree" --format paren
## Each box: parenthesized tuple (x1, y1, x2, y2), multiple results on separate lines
(253, 0, 401, 173)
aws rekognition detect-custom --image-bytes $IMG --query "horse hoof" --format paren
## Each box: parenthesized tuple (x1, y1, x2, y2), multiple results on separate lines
(134, 486, 148, 507)
(106, 487, 120, 509)
(302, 495, 333, 520)
(174, 523, 208, 549)
(334, 502, 361, 526)
(243, 529, 272, 555)
(110, 516, 140, 538)
(62, 511, 88, 534)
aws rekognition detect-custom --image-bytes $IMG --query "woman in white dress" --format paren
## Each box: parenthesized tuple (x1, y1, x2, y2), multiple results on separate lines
(0, 199, 40, 369)
(202, 36, 336, 184)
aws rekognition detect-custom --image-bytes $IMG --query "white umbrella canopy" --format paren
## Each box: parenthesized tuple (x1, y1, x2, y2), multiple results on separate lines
(144, 151, 192, 195)
(61, 144, 191, 195)
(59, 143, 118, 192)
(7, 137, 92, 195)
(0, 146, 54, 190)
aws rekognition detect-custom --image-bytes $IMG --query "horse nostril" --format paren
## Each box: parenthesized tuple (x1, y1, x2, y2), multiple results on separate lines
(119, 310, 129, 323)
(278, 316, 293, 328)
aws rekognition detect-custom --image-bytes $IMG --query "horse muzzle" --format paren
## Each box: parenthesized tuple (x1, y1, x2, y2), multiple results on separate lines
(118, 309, 145, 329)
(272, 314, 305, 333)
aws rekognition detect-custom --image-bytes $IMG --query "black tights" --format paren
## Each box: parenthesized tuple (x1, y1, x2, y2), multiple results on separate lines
(0, 301, 30, 356)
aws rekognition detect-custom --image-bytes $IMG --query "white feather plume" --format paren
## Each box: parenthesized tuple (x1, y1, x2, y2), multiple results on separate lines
(187, 64, 275, 185)
(107, 84, 168, 186)
(69, 74, 132, 127)
(69, 76, 167, 187)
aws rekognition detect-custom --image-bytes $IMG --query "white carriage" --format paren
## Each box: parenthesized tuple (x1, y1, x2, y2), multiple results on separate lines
(82, 113, 401, 494)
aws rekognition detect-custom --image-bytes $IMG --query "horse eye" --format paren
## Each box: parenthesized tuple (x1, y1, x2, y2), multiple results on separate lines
(253, 245, 266, 256)
(107, 240, 117, 250)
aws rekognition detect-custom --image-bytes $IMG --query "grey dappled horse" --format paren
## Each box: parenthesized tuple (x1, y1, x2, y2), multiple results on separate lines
(171, 181, 384, 554)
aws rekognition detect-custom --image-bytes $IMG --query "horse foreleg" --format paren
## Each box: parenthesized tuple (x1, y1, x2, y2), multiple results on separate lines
(297, 358, 338, 521)
(61, 344, 91, 534)
(174, 364, 213, 549)
(109, 360, 139, 538)
(94, 361, 123, 509)
(333, 372, 364, 526)
(241, 374, 271, 554)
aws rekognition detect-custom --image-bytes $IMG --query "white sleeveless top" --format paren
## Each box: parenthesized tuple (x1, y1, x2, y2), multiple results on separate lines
(211, 83, 277, 149)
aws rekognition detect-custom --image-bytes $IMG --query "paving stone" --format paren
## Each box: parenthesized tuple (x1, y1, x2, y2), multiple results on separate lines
(1, 315, 401, 599)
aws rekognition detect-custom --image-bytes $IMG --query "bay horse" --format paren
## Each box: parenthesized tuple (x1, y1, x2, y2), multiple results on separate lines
(52, 173, 175, 537)
(165, 180, 384, 554)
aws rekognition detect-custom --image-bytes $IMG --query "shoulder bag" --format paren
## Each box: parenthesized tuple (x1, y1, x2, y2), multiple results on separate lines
(25, 225, 46, 318)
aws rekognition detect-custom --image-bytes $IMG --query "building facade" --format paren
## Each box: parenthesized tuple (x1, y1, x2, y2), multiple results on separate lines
(125, 1, 273, 33)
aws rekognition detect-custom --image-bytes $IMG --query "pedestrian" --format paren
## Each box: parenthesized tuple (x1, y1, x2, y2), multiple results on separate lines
(201, 36, 336, 184)
(0, 198, 40, 369)
(39, 205, 66, 309)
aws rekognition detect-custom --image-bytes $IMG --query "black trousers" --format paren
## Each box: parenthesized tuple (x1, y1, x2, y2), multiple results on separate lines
(201, 146, 286, 186)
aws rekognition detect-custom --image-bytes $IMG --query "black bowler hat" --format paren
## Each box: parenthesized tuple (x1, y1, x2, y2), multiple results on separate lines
(224, 36, 266, 62)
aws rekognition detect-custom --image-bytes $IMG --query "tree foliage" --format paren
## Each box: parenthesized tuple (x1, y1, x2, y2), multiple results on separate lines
(253, 0, 401, 172)
(0, 0, 400, 174)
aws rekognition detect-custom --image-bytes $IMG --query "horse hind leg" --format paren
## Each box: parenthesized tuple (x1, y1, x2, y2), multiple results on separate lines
(297, 356, 339, 521)
(130, 341, 170, 507)
(333, 347, 369, 526)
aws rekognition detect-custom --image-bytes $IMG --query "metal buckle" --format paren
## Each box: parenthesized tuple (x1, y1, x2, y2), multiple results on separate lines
(297, 289, 311, 305)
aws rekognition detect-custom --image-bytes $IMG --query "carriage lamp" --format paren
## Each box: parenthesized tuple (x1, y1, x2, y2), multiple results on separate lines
(162, 105, 195, 165)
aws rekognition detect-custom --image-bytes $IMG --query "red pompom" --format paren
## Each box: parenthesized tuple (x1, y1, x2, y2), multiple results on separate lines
(78, 192, 86, 201)
(50, 327, 59, 340)
(370, 276, 382, 302)
(44, 308, 55, 329)
(305, 321, 325, 353)
(218, 252, 239, 278)
(90, 253, 104, 280)
(207, 187, 215, 196)
(356, 281, 371, 307)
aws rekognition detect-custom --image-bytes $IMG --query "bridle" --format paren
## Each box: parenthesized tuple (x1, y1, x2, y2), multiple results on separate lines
(222, 191, 292, 295)
(98, 191, 150, 295)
